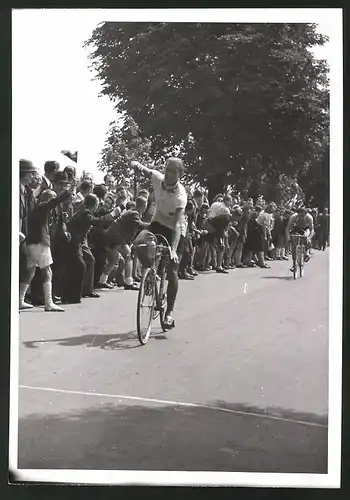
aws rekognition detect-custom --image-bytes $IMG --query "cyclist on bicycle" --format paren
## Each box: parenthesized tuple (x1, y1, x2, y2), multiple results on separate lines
(131, 158, 187, 329)
(286, 206, 314, 271)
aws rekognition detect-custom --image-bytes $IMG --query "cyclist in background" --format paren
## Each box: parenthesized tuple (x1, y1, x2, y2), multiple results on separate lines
(130, 158, 187, 328)
(286, 206, 314, 272)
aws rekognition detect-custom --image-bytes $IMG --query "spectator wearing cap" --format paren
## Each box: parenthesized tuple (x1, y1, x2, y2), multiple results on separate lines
(38, 161, 60, 197)
(50, 170, 73, 300)
(19, 159, 38, 289)
(19, 187, 72, 311)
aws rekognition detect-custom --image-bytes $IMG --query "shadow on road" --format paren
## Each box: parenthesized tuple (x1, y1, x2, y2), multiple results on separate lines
(18, 399, 328, 473)
(261, 276, 294, 281)
(23, 330, 167, 351)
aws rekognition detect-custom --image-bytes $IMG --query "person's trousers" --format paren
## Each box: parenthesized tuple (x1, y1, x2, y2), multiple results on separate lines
(91, 243, 106, 286)
(82, 244, 95, 296)
(61, 243, 85, 303)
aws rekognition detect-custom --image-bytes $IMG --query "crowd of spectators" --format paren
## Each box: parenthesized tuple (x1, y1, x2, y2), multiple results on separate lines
(19, 158, 330, 312)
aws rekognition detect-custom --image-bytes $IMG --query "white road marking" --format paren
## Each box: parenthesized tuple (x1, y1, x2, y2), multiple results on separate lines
(19, 384, 327, 428)
(243, 283, 248, 294)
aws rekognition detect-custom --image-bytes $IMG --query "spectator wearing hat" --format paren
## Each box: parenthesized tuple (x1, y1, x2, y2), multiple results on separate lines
(19, 159, 38, 288)
(19, 186, 73, 311)
(50, 170, 73, 299)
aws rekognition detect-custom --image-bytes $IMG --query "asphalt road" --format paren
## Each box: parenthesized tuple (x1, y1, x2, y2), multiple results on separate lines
(17, 250, 329, 474)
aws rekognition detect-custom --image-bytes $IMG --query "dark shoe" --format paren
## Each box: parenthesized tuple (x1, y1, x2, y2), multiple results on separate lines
(179, 272, 194, 280)
(83, 291, 100, 298)
(282, 256, 289, 260)
(163, 313, 175, 330)
(259, 263, 271, 269)
(61, 298, 81, 304)
(124, 283, 140, 291)
(236, 264, 247, 268)
(96, 282, 114, 289)
(304, 255, 310, 263)
(216, 267, 229, 274)
(187, 268, 198, 276)
(133, 276, 142, 283)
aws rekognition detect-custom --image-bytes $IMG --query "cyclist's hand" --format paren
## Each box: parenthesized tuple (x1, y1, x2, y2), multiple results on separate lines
(131, 161, 141, 170)
(170, 249, 179, 264)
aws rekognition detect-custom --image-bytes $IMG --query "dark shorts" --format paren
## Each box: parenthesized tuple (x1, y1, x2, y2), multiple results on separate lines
(148, 221, 185, 271)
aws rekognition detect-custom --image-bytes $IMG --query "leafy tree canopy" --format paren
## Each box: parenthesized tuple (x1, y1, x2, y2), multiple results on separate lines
(86, 22, 329, 203)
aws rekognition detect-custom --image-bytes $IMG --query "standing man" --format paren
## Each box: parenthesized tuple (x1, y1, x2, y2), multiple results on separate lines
(19, 159, 38, 301)
(38, 160, 60, 196)
(131, 158, 187, 328)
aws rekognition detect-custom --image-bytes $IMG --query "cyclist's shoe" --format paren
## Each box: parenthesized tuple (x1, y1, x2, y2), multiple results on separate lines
(304, 254, 311, 263)
(163, 313, 175, 329)
(124, 283, 140, 291)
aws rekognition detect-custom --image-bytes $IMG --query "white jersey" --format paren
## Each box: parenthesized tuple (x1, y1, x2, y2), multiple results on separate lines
(151, 170, 187, 230)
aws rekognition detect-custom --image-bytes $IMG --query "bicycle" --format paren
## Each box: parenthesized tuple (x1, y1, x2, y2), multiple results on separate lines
(133, 233, 173, 345)
(290, 233, 308, 279)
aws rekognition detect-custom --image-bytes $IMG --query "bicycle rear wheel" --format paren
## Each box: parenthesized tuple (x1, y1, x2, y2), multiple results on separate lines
(137, 268, 156, 345)
(293, 250, 298, 280)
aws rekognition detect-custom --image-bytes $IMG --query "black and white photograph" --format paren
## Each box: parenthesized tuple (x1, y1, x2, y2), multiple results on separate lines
(10, 8, 343, 487)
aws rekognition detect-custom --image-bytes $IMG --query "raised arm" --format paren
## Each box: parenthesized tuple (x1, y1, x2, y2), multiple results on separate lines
(130, 161, 153, 180)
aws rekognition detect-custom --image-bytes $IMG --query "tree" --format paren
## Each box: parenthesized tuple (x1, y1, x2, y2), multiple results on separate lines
(86, 22, 329, 201)
(99, 116, 154, 196)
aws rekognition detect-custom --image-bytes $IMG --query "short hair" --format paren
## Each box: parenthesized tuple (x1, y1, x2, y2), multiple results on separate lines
(93, 184, 107, 199)
(39, 189, 56, 203)
(193, 189, 203, 198)
(165, 157, 185, 177)
(136, 196, 148, 207)
(104, 174, 114, 183)
(80, 180, 92, 193)
(84, 193, 99, 208)
(224, 194, 232, 202)
(116, 185, 126, 194)
(44, 161, 60, 175)
(63, 166, 76, 180)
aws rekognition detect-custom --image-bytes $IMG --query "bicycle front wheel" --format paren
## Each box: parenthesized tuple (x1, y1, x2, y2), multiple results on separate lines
(156, 271, 168, 332)
(137, 268, 156, 345)
(299, 248, 304, 278)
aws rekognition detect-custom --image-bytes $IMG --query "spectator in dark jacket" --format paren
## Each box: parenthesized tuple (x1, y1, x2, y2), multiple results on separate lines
(103, 196, 148, 290)
(19, 188, 72, 311)
(61, 194, 106, 304)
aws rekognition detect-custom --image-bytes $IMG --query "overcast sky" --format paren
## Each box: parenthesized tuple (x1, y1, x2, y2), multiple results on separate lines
(12, 9, 340, 182)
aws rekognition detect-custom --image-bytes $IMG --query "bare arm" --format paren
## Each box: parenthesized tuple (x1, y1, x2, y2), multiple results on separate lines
(171, 207, 184, 255)
(130, 161, 153, 180)
(285, 215, 295, 240)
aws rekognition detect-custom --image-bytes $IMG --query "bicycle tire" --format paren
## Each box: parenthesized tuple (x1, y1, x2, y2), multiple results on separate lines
(136, 267, 156, 345)
(293, 250, 298, 280)
(156, 270, 168, 332)
(299, 248, 304, 278)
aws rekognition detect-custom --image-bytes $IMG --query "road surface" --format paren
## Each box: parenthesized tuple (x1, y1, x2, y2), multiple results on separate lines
(17, 250, 329, 474)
